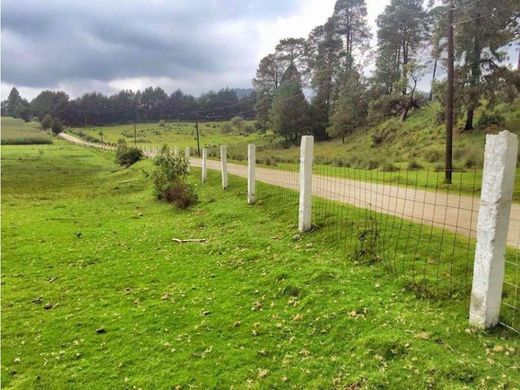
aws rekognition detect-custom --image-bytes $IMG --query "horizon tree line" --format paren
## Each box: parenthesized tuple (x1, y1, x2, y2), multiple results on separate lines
(1, 86, 256, 128)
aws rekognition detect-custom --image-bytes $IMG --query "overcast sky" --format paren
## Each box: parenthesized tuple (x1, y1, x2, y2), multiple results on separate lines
(2, 0, 517, 101)
(1, 0, 395, 100)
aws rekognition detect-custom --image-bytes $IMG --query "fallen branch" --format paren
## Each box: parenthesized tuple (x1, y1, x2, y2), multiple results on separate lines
(172, 238, 207, 243)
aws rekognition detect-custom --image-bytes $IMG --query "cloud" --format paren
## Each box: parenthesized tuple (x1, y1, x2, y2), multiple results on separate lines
(1, 0, 306, 98)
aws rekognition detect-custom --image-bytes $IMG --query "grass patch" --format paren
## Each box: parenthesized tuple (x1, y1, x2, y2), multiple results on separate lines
(1, 117, 52, 145)
(2, 142, 519, 388)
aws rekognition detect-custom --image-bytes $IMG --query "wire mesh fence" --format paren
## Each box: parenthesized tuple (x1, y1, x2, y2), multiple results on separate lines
(501, 171, 520, 333)
(240, 152, 519, 334)
(310, 161, 481, 300)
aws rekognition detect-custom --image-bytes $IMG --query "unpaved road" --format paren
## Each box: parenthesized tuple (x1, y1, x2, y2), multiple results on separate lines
(58, 132, 520, 248)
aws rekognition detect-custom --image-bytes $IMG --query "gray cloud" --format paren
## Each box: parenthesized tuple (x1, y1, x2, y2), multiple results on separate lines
(1, 0, 301, 95)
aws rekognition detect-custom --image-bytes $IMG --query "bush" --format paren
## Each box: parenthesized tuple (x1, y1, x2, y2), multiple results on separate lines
(407, 159, 422, 170)
(477, 112, 505, 129)
(51, 119, 63, 135)
(152, 146, 198, 209)
(221, 123, 234, 133)
(115, 139, 143, 167)
(158, 120, 166, 127)
(424, 147, 443, 163)
(352, 217, 381, 265)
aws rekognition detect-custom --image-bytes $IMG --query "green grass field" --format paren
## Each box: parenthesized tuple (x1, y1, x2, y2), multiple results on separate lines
(75, 120, 263, 151)
(2, 142, 519, 388)
(1, 117, 52, 145)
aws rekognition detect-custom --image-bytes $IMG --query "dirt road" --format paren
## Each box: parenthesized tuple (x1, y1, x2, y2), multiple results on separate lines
(58, 133, 520, 248)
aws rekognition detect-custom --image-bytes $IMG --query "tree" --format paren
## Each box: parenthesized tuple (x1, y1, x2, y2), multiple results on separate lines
(253, 53, 287, 128)
(373, 0, 428, 95)
(305, 19, 343, 140)
(4, 87, 22, 116)
(269, 64, 308, 143)
(51, 118, 64, 135)
(41, 114, 53, 130)
(327, 68, 368, 142)
(230, 116, 244, 133)
(30, 90, 69, 120)
(453, 0, 519, 130)
(332, 0, 371, 68)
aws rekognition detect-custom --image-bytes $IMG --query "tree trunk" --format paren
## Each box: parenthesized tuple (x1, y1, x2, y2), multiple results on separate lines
(464, 108, 474, 131)
(464, 11, 481, 131)
(429, 57, 438, 101)
(342, 136, 345, 144)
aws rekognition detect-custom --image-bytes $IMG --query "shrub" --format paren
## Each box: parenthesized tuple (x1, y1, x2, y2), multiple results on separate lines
(381, 162, 399, 172)
(151, 146, 198, 209)
(158, 120, 166, 127)
(221, 123, 234, 133)
(352, 217, 381, 265)
(40, 114, 53, 130)
(407, 159, 422, 170)
(115, 139, 143, 167)
(371, 133, 385, 147)
(477, 111, 505, 129)
(424, 147, 443, 163)
(51, 119, 63, 135)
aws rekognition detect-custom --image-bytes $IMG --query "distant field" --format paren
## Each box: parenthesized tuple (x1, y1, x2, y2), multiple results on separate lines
(74, 120, 265, 153)
(1, 117, 52, 145)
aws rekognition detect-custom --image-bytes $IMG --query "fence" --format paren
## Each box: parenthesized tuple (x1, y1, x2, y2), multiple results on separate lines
(199, 133, 519, 334)
(60, 131, 519, 334)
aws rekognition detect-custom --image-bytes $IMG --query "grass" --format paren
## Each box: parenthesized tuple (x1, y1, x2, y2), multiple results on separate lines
(71, 100, 520, 198)
(1, 117, 52, 145)
(73, 120, 264, 151)
(3, 142, 519, 388)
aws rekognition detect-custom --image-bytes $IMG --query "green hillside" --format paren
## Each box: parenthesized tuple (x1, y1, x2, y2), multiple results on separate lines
(255, 100, 520, 170)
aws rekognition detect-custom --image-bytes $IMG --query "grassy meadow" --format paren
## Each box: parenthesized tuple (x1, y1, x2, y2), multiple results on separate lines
(1, 117, 52, 145)
(1, 142, 519, 388)
(75, 120, 262, 151)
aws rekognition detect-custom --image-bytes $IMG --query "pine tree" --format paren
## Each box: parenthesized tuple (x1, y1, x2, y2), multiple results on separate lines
(327, 68, 368, 142)
(269, 64, 308, 143)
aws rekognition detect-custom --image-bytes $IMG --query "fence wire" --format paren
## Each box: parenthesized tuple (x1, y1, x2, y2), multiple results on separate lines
(500, 170, 520, 334)
(195, 145, 519, 334)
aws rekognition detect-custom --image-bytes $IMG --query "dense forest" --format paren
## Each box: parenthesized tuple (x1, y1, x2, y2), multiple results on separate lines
(1, 86, 256, 129)
(255, 0, 519, 142)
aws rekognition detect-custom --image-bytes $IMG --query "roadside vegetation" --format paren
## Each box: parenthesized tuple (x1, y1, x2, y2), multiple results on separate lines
(2, 142, 519, 388)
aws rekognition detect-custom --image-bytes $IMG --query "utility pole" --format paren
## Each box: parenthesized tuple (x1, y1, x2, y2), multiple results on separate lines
(195, 113, 201, 157)
(445, 0, 454, 184)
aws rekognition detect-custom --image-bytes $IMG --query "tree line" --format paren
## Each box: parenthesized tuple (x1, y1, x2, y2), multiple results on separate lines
(1, 86, 256, 128)
(255, 0, 520, 143)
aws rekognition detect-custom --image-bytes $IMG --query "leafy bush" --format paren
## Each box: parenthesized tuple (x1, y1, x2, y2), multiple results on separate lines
(115, 139, 143, 167)
(477, 111, 505, 129)
(151, 146, 198, 208)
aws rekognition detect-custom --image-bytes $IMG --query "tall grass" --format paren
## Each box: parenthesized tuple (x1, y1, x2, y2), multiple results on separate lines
(1, 116, 52, 145)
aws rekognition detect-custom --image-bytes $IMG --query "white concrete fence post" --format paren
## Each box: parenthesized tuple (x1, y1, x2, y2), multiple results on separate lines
(248, 144, 256, 204)
(298, 135, 314, 232)
(174, 145, 179, 157)
(469, 130, 518, 329)
(221, 145, 228, 189)
(185, 147, 190, 172)
(202, 148, 208, 182)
